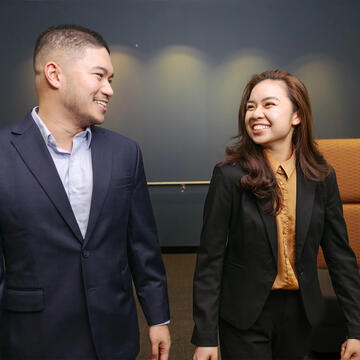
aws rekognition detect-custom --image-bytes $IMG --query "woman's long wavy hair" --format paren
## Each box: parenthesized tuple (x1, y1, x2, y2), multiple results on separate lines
(223, 70, 330, 214)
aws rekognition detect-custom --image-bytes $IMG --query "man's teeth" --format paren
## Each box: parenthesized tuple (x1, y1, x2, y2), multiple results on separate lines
(94, 101, 107, 108)
(253, 125, 270, 130)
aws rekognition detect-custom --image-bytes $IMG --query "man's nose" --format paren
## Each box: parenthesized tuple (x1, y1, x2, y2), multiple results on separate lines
(102, 81, 114, 97)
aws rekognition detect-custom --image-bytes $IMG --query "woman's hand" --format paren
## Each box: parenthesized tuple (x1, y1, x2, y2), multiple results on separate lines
(193, 346, 218, 360)
(341, 338, 360, 360)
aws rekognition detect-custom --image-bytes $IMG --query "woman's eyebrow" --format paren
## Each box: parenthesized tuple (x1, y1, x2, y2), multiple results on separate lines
(262, 96, 279, 102)
(247, 96, 279, 104)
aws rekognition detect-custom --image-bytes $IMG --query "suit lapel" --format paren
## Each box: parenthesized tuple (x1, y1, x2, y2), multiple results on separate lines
(11, 113, 84, 243)
(257, 199, 278, 264)
(295, 168, 316, 261)
(83, 127, 112, 247)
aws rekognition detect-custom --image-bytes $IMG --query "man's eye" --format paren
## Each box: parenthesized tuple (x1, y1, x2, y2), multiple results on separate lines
(95, 73, 103, 79)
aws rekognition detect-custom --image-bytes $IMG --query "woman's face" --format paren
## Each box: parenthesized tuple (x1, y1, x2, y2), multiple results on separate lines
(244, 79, 300, 154)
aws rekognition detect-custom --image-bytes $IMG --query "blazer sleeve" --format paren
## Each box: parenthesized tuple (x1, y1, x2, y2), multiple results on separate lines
(192, 165, 233, 346)
(0, 234, 4, 305)
(321, 168, 360, 338)
(127, 144, 170, 326)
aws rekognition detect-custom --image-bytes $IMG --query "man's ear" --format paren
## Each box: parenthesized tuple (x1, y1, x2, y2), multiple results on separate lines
(291, 111, 301, 126)
(43, 61, 62, 89)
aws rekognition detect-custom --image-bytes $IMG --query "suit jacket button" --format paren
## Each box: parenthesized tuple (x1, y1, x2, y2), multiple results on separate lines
(82, 250, 90, 258)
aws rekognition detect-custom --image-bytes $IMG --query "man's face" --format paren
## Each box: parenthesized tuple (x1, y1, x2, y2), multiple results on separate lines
(61, 46, 114, 127)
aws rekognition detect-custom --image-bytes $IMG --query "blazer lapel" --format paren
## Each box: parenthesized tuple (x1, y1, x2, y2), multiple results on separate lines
(83, 127, 112, 247)
(295, 168, 316, 261)
(257, 199, 278, 264)
(11, 113, 83, 243)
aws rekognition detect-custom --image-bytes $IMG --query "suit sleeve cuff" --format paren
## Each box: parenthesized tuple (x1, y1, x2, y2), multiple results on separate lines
(151, 320, 170, 326)
(347, 325, 360, 339)
(191, 328, 218, 347)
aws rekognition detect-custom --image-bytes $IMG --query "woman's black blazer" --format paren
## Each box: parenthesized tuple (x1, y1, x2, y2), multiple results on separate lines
(192, 163, 360, 346)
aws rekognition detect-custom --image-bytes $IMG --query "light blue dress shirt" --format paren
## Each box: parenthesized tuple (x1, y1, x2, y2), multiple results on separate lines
(32, 107, 93, 238)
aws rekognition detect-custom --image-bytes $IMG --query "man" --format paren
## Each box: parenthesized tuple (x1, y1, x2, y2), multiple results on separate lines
(0, 24, 170, 360)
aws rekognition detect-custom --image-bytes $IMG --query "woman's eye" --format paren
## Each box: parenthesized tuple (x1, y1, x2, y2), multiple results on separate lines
(246, 105, 254, 111)
(265, 102, 274, 107)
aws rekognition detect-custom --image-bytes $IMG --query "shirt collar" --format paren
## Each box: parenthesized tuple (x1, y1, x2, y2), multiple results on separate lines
(31, 106, 92, 149)
(265, 149, 296, 179)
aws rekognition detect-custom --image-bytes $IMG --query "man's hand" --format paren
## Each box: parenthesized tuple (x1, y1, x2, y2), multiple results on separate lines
(341, 338, 360, 360)
(149, 324, 171, 360)
(193, 346, 218, 360)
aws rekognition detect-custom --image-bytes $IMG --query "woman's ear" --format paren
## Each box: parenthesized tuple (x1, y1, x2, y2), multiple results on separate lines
(291, 111, 301, 126)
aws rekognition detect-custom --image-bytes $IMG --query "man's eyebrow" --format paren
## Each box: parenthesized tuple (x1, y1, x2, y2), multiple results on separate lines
(91, 66, 114, 78)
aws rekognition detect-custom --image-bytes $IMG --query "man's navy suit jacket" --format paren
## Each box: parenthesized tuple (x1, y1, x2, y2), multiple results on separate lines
(0, 112, 170, 359)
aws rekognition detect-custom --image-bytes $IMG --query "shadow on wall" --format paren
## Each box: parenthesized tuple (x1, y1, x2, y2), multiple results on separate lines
(289, 55, 350, 139)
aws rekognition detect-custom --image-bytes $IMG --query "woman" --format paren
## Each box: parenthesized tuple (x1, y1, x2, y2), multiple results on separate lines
(191, 70, 360, 360)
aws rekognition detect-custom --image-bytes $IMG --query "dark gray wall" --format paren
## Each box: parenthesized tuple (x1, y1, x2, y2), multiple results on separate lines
(1, 0, 360, 246)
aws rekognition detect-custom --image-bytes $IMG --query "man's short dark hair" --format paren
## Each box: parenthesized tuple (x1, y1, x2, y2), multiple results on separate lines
(33, 24, 110, 72)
